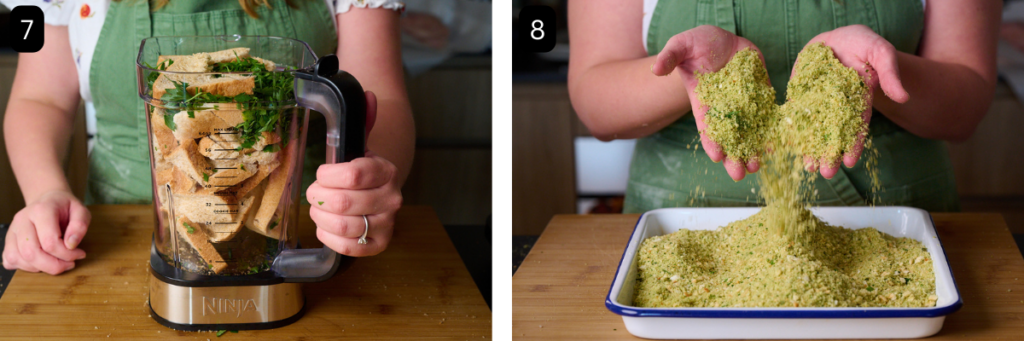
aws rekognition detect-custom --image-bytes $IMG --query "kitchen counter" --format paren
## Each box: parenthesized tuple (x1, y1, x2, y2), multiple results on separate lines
(0, 205, 491, 339)
(513, 213, 1024, 340)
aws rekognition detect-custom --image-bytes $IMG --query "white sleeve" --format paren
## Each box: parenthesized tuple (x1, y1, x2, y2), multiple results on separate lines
(333, 0, 404, 14)
(0, 0, 77, 26)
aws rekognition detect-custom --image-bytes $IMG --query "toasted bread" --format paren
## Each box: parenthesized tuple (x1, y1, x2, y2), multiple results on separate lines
(151, 108, 179, 159)
(205, 186, 262, 243)
(206, 159, 257, 188)
(175, 216, 228, 274)
(169, 139, 210, 186)
(170, 166, 196, 194)
(205, 47, 252, 64)
(244, 181, 282, 239)
(174, 190, 243, 225)
(251, 141, 296, 233)
(170, 110, 241, 143)
(223, 159, 279, 198)
(198, 135, 241, 160)
(210, 109, 246, 127)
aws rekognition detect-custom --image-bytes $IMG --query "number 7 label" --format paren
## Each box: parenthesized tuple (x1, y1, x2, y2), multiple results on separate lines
(9, 6, 44, 53)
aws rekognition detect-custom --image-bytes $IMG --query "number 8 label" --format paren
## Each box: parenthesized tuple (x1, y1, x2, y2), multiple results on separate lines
(530, 19, 545, 41)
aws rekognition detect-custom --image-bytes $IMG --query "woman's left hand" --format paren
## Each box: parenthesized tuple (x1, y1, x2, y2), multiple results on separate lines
(799, 25, 910, 179)
(307, 92, 402, 257)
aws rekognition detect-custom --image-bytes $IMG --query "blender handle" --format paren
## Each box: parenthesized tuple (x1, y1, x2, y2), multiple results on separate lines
(273, 55, 365, 283)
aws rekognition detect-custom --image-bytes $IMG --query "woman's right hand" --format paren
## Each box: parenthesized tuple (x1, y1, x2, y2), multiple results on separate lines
(651, 25, 767, 181)
(2, 190, 89, 275)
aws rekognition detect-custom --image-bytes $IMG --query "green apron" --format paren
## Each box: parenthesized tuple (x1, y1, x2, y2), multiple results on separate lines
(624, 0, 961, 213)
(85, 0, 337, 204)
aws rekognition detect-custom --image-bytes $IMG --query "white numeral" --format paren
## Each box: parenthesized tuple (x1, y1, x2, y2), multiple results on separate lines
(530, 19, 545, 41)
(21, 20, 33, 40)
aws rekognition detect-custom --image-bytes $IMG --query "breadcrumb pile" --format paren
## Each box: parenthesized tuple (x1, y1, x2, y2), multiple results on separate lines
(633, 210, 937, 308)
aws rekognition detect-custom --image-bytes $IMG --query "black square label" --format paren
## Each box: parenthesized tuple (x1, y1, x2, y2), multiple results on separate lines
(518, 5, 556, 53)
(9, 6, 44, 53)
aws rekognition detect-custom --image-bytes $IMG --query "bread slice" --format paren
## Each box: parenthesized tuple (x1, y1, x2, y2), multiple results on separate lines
(152, 54, 211, 100)
(169, 139, 210, 187)
(205, 186, 262, 243)
(205, 47, 252, 64)
(174, 190, 243, 225)
(175, 216, 228, 274)
(223, 159, 279, 198)
(151, 108, 179, 159)
(210, 109, 246, 127)
(171, 110, 240, 143)
(207, 159, 257, 188)
(251, 141, 296, 235)
(198, 135, 241, 160)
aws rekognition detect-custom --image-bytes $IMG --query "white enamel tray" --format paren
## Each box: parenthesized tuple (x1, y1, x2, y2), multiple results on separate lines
(606, 207, 962, 339)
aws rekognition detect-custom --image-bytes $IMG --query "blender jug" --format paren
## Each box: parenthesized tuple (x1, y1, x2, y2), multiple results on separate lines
(136, 35, 364, 331)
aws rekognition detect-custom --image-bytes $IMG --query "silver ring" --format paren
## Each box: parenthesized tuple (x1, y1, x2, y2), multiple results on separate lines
(358, 215, 369, 245)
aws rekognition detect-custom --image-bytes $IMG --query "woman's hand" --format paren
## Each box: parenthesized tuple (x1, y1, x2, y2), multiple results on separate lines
(651, 25, 767, 181)
(307, 92, 402, 257)
(2, 190, 89, 275)
(798, 25, 910, 179)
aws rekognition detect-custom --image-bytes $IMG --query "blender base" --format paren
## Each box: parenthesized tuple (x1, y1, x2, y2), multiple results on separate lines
(148, 273, 305, 331)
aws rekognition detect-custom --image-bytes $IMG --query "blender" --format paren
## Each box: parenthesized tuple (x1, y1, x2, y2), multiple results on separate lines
(136, 35, 365, 331)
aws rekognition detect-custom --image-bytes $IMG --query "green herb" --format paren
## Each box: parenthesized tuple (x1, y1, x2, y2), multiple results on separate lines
(317, 201, 324, 206)
(184, 222, 195, 234)
(163, 114, 177, 131)
(240, 164, 246, 171)
(216, 330, 227, 337)
(203, 173, 210, 182)
(162, 80, 236, 117)
(866, 286, 874, 292)
(262, 144, 280, 153)
(210, 53, 267, 73)
(268, 220, 278, 230)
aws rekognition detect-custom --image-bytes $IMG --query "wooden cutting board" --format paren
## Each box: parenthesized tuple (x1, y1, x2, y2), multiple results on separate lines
(513, 213, 1024, 340)
(0, 205, 491, 340)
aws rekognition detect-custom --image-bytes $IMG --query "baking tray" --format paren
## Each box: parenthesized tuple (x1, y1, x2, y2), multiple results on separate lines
(605, 207, 962, 339)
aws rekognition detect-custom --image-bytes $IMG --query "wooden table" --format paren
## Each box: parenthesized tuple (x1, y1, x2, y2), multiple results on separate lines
(513, 213, 1024, 340)
(0, 205, 491, 340)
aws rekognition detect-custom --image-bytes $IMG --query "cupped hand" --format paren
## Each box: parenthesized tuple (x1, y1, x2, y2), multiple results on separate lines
(2, 190, 89, 275)
(651, 25, 767, 181)
(797, 25, 909, 179)
(306, 91, 402, 257)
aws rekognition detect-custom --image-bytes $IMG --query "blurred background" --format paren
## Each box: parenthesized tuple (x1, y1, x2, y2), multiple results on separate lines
(512, 0, 1024, 273)
(0, 0, 493, 306)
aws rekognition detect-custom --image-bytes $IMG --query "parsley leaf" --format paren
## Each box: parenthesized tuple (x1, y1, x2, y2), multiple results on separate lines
(183, 222, 195, 234)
